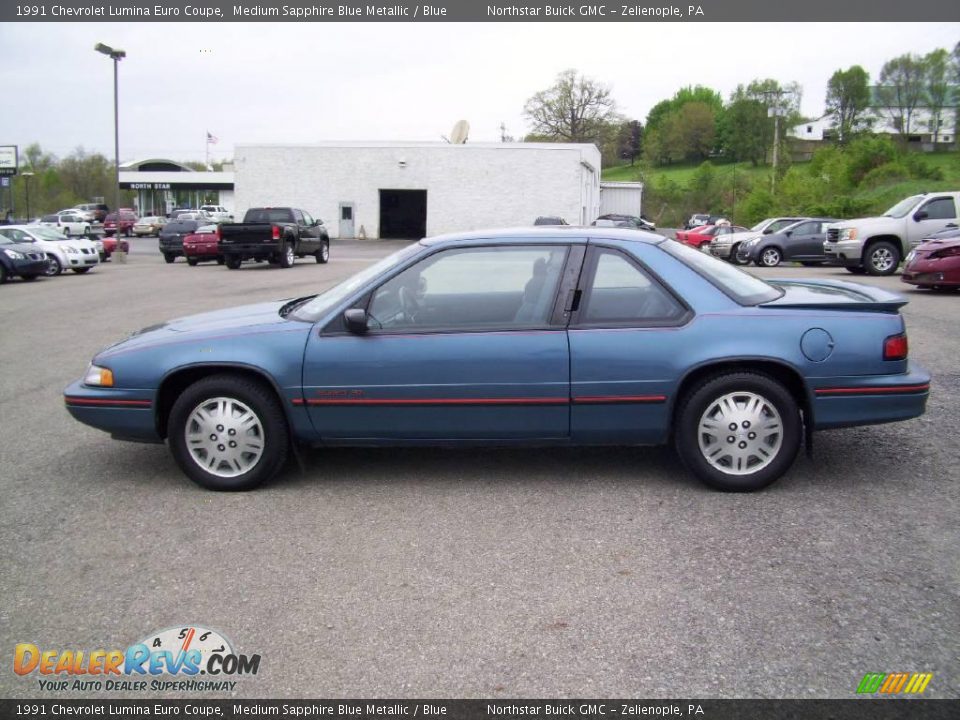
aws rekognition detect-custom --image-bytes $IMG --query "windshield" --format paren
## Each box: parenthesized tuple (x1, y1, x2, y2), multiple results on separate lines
(292, 242, 423, 321)
(883, 195, 923, 218)
(749, 220, 770, 232)
(662, 240, 783, 305)
(31, 228, 70, 240)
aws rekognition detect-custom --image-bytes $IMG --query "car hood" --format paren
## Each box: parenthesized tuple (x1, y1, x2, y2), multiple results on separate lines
(832, 216, 900, 230)
(763, 279, 907, 312)
(97, 300, 310, 357)
(1, 241, 45, 255)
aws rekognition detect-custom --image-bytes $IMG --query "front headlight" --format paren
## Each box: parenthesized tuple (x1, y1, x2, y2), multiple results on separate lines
(83, 364, 115, 387)
(744, 238, 759, 248)
(840, 228, 858, 241)
(64, 246, 79, 254)
(3, 249, 24, 259)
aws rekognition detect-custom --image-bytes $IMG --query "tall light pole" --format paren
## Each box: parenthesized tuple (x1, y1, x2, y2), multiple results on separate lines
(21, 171, 34, 222)
(95, 42, 126, 259)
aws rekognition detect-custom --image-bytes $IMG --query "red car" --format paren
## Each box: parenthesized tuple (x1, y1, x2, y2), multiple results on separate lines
(183, 225, 224, 266)
(100, 235, 130, 259)
(675, 224, 748, 249)
(103, 210, 138, 237)
(902, 236, 960, 290)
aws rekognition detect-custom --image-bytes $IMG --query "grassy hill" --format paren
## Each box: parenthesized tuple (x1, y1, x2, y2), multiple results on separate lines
(603, 151, 960, 225)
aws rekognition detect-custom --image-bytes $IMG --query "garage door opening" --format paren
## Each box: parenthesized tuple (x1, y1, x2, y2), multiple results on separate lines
(379, 189, 427, 239)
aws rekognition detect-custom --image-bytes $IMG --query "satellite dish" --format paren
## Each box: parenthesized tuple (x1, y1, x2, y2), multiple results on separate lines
(449, 120, 470, 144)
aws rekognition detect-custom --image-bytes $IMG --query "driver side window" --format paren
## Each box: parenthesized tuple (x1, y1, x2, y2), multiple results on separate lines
(367, 245, 568, 332)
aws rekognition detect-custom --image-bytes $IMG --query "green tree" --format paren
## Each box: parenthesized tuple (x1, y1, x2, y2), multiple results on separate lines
(825, 65, 871, 143)
(924, 48, 951, 142)
(721, 97, 768, 165)
(876, 53, 927, 138)
(523, 69, 620, 144)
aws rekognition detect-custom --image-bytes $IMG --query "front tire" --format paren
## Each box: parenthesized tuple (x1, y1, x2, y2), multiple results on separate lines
(316, 240, 330, 264)
(865, 241, 900, 276)
(729, 246, 748, 265)
(759, 247, 782, 267)
(675, 372, 802, 492)
(73, 267, 91, 274)
(168, 374, 289, 491)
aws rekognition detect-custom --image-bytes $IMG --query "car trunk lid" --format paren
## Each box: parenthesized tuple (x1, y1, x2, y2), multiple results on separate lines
(760, 279, 907, 313)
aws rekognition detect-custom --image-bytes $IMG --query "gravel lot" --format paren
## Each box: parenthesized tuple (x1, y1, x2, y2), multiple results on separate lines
(1, 237, 957, 699)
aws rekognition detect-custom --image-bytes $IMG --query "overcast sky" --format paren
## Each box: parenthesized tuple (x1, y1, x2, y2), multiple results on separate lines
(1, 22, 957, 164)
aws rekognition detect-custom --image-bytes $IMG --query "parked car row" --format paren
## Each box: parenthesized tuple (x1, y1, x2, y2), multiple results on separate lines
(0, 225, 101, 283)
(160, 207, 330, 269)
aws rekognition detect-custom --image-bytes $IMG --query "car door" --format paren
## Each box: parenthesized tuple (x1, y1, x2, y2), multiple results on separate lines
(783, 221, 821, 260)
(568, 244, 693, 444)
(907, 196, 958, 246)
(299, 210, 321, 253)
(301, 242, 582, 441)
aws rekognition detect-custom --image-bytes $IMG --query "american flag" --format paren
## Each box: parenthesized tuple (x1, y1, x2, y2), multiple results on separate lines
(206, 131, 218, 145)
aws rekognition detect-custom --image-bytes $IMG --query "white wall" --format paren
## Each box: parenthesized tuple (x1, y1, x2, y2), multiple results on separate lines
(599, 182, 643, 217)
(233, 143, 601, 239)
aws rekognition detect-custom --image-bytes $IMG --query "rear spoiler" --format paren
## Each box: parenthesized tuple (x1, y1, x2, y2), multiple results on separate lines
(761, 279, 908, 313)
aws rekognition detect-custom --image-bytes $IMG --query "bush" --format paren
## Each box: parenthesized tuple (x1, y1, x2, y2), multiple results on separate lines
(860, 162, 912, 188)
(845, 136, 899, 185)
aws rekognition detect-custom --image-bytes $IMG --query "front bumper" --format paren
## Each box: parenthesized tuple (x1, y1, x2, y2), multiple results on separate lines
(901, 265, 960, 287)
(63, 380, 161, 443)
(9, 255, 49, 277)
(810, 364, 931, 430)
(823, 239, 863, 266)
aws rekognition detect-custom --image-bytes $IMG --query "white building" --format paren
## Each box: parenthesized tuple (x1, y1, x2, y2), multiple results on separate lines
(232, 142, 601, 239)
(118, 159, 234, 216)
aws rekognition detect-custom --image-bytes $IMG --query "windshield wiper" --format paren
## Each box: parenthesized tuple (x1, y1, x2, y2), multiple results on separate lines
(279, 295, 317, 318)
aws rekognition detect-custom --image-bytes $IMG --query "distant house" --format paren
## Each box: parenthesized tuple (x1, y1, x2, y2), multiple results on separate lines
(789, 87, 958, 149)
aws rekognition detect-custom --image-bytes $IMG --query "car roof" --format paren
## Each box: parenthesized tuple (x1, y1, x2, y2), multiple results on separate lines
(421, 226, 664, 246)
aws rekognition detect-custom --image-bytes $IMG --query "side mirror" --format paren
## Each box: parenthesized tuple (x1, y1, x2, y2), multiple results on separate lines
(913, 210, 928, 221)
(315, 219, 323, 226)
(784, 230, 793, 237)
(343, 308, 368, 334)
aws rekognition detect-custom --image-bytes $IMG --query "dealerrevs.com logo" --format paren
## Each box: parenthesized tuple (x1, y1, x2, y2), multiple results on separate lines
(856, 672, 933, 695)
(14, 625, 261, 692)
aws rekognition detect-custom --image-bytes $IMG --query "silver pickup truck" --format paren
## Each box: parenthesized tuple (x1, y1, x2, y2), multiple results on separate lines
(824, 192, 960, 275)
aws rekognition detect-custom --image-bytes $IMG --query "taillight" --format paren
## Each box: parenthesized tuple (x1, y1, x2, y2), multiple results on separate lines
(883, 333, 908, 361)
(271, 226, 280, 240)
(216, 225, 221, 241)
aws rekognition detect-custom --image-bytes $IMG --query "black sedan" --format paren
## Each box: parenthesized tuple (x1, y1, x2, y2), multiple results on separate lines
(158, 220, 202, 263)
(0, 235, 50, 283)
(737, 218, 838, 267)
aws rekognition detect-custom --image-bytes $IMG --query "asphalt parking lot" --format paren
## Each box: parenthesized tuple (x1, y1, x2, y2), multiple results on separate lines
(1, 237, 957, 700)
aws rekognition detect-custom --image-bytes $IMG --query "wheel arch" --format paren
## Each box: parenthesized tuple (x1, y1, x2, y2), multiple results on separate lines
(669, 357, 812, 437)
(155, 362, 292, 440)
(863, 234, 903, 257)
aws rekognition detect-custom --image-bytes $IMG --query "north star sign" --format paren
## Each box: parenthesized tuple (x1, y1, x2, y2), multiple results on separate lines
(130, 183, 171, 190)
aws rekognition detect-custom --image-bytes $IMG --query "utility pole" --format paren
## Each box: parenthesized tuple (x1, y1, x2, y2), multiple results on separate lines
(763, 88, 794, 195)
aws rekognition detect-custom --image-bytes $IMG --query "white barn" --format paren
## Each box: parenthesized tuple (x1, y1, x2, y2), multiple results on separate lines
(232, 142, 601, 239)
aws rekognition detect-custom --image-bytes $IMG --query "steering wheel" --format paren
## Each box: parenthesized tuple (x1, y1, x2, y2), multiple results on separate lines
(398, 285, 420, 324)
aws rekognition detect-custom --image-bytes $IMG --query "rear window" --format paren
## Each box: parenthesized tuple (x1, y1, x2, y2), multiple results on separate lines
(244, 208, 294, 223)
(164, 221, 199, 233)
(661, 240, 783, 306)
(42, 214, 59, 222)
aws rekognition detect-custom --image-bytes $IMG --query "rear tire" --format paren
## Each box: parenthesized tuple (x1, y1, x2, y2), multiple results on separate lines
(225, 257, 242, 270)
(187, 257, 199, 266)
(865, 241, 900, 276)
(675, 372, 802, 492)
(316, 240, 330, 264)
(216, 257, 225, 265)
(0, 265, 8, 284)
(279, 242, 295, 268)
(163, 253, 176, 264)
(167, 374, 289, 491)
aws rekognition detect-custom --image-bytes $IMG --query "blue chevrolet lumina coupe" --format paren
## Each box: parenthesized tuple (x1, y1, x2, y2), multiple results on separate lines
(64, 227, 930, 492)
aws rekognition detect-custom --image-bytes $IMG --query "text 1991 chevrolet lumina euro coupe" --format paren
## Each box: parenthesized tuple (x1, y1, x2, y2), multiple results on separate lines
(65, 228, 930, 492)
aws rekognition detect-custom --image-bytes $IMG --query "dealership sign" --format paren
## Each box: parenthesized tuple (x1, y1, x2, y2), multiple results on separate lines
(0, 146, 17, 176)
(130, 182, 171, 190)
